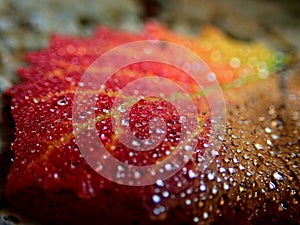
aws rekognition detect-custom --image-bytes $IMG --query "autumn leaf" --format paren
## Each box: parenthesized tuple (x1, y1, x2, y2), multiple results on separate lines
(5, 22, 296, 225)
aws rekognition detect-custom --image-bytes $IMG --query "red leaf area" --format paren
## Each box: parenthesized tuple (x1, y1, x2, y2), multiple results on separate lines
(6, 22, 212, 199)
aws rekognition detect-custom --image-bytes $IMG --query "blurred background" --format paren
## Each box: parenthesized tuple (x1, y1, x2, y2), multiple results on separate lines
(0, 0, 299, 224)
(0, 0, 299, 88)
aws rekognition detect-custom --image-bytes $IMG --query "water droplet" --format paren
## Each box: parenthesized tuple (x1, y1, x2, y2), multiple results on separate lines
(264, 127, 272, 133)
(219, 197, 225, 206)
(153, 205, 166, 216)
(200, 184, 206, 192)
(156, 128, 165, 134)
(254, 143, 264, 150)
(271, 134, 279, 140)
(165, 164, 172, 171)
(267, 139, 273, 146)
(132, 140, 141, 147)
(179, 116, 186, 123)
(212, 186, 218, 195)
(33, 98, 39, 103)
(57, 98, 68, 106)
(246, 171, 253, 177)
(185, 199, 192, 205)
(207, 172, 215, 181)
(117, 165, 125, 171)
(219, 167, 226, 173)
(156, 179, 165, 187)
(152, 195, 161, 203)
(239, 185, 247, 192)
(230, 57, 240, 68)
(203, 211, 209, 220)
(162, 191, 169, 198)
(211, 149, 219, 157)
(188, 169, 197, 179)
(223, 183, 230, 190)
(184, 145, 193, 151)
(193, 217, 199, 223)
(228, 168, 235, 174)
(134, 171, 141, 179)
(117, 105, 126, 113)
(273, 171, 284, 181)
(239, 164, 245, 171)
(121, 119, 129, 126)
(269, 181, 276, 190)
(243, 154, 250, 160)
(278, 202, 288, 211)
(207, 72, 216, 82)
